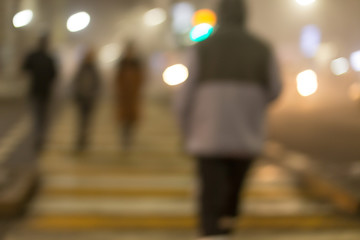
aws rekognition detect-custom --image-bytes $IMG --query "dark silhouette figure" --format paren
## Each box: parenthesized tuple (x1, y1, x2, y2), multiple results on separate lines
(175, 0, 282, 239)
(73, 49, 101, 151)
(23, 35, 57, 152)
(114, 42, 144, 150)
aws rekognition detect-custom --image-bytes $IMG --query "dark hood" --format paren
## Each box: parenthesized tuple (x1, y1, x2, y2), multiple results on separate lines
(217, 0, 246, 27)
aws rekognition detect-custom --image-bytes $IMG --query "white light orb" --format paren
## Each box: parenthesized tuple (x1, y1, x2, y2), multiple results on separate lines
(296, 0, 316, 6)
(163, 64, 189, 86)
(314, 42, 338, 67)
(99, 43, 121, 63)
(331, 57, 349, 76)
(350, 50, 360, 72)
(67, 12, 91, 32)
(296, 70, 318, 97)
(144, 8, 167, 26)
(13, 10, 33, 28)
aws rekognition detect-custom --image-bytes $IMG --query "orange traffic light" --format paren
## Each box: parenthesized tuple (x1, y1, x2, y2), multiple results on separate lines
(192, 9, 217, 27)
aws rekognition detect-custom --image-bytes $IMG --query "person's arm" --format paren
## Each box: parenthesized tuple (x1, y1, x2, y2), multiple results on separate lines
(22, 53, 32, 72)
(266, 53, 282, 102)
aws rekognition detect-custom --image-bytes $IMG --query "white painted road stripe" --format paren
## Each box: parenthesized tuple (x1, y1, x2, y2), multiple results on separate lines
(29, 197, 334, 217)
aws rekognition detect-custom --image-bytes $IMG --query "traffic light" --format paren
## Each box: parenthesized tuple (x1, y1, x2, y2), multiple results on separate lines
(190, 9, 217, 42)
(192, 9, 217, 27)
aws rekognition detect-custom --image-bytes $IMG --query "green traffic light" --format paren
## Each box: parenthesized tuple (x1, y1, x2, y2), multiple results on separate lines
(190, 23, 214, 42)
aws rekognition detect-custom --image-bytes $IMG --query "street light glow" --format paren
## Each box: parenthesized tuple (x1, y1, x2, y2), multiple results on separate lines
(67, 12, 91, 32)
(350, 50, 360, 72)
(99, 43, 121, 63)
(300, 25, 321, 58)
(144, 8, 167, 26)
(296, 70, 318, 97)
(13, 10, 33, 28)
(163, 64, 189, 86)
(348, 82, 360, 102)
(331, 57, 349, 76)
(296, 0, 316, 6)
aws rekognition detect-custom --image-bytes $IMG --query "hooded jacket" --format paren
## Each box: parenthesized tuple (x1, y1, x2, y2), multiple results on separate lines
(175, 0, 282, 157)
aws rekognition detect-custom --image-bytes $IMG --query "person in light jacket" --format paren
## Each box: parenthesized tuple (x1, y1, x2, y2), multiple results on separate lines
(174, 0, 282, 239)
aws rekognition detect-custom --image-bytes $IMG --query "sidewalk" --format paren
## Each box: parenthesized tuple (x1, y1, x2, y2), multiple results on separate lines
(0, 97, 38, 219)
(265, 141, 360, 215)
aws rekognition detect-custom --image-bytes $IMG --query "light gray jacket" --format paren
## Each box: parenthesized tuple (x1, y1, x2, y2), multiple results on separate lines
(174, 29, 282, 158)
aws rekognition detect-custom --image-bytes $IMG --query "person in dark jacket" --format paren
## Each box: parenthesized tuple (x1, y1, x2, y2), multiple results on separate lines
(114, 42, 144, 150)
(175, 0, 282, 239)
(73, 48, 101, 151)
(23, 35, 57, 152)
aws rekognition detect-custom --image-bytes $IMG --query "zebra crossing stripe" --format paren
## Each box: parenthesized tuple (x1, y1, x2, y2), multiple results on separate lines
(22, 215, 360, 231)
(40, 187, 300, 198)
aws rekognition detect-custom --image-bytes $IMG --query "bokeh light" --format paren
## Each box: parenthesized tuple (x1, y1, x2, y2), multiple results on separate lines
(192, 9, 217, 27)
(144, 8, 167, 26)
(300, 25, 321, 58)
(163, 64, 189, 86)
(99, 43, 121, 63)
(296, 70, 318, 97)
(348, 82, 360, 101)
(13, 10, 33, 28)
(190, 23, 214, 42)
(296, 0, 316, 6)
(314, 42, 338, 67)
(172, 2, 195, 34)
(350, 50, 360, 72)
(67, 12, 91, 32)
(331, 57, 349, 76)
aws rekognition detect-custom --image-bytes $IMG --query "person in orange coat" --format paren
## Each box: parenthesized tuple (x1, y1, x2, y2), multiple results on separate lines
(114, 42, 144, 150)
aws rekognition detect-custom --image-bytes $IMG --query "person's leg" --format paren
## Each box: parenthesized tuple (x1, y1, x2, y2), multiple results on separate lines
(196, 157, 229, 237)
(220, 158, 253, 232)
(32, 99, 49, 152)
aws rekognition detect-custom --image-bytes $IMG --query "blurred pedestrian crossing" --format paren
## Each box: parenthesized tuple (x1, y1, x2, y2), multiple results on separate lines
(4, 97, 360, 239)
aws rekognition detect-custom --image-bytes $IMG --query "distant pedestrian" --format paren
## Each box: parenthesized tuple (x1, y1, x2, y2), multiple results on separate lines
(73, 48, 101, 151)
(175, 0, 282, 239)
(114, 41, 144, 150)
(22, 34, 57, 152)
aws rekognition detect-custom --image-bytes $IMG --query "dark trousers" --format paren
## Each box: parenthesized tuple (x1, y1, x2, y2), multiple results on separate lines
(31, 98, 50, 152)
(196, 157, 253, 237)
